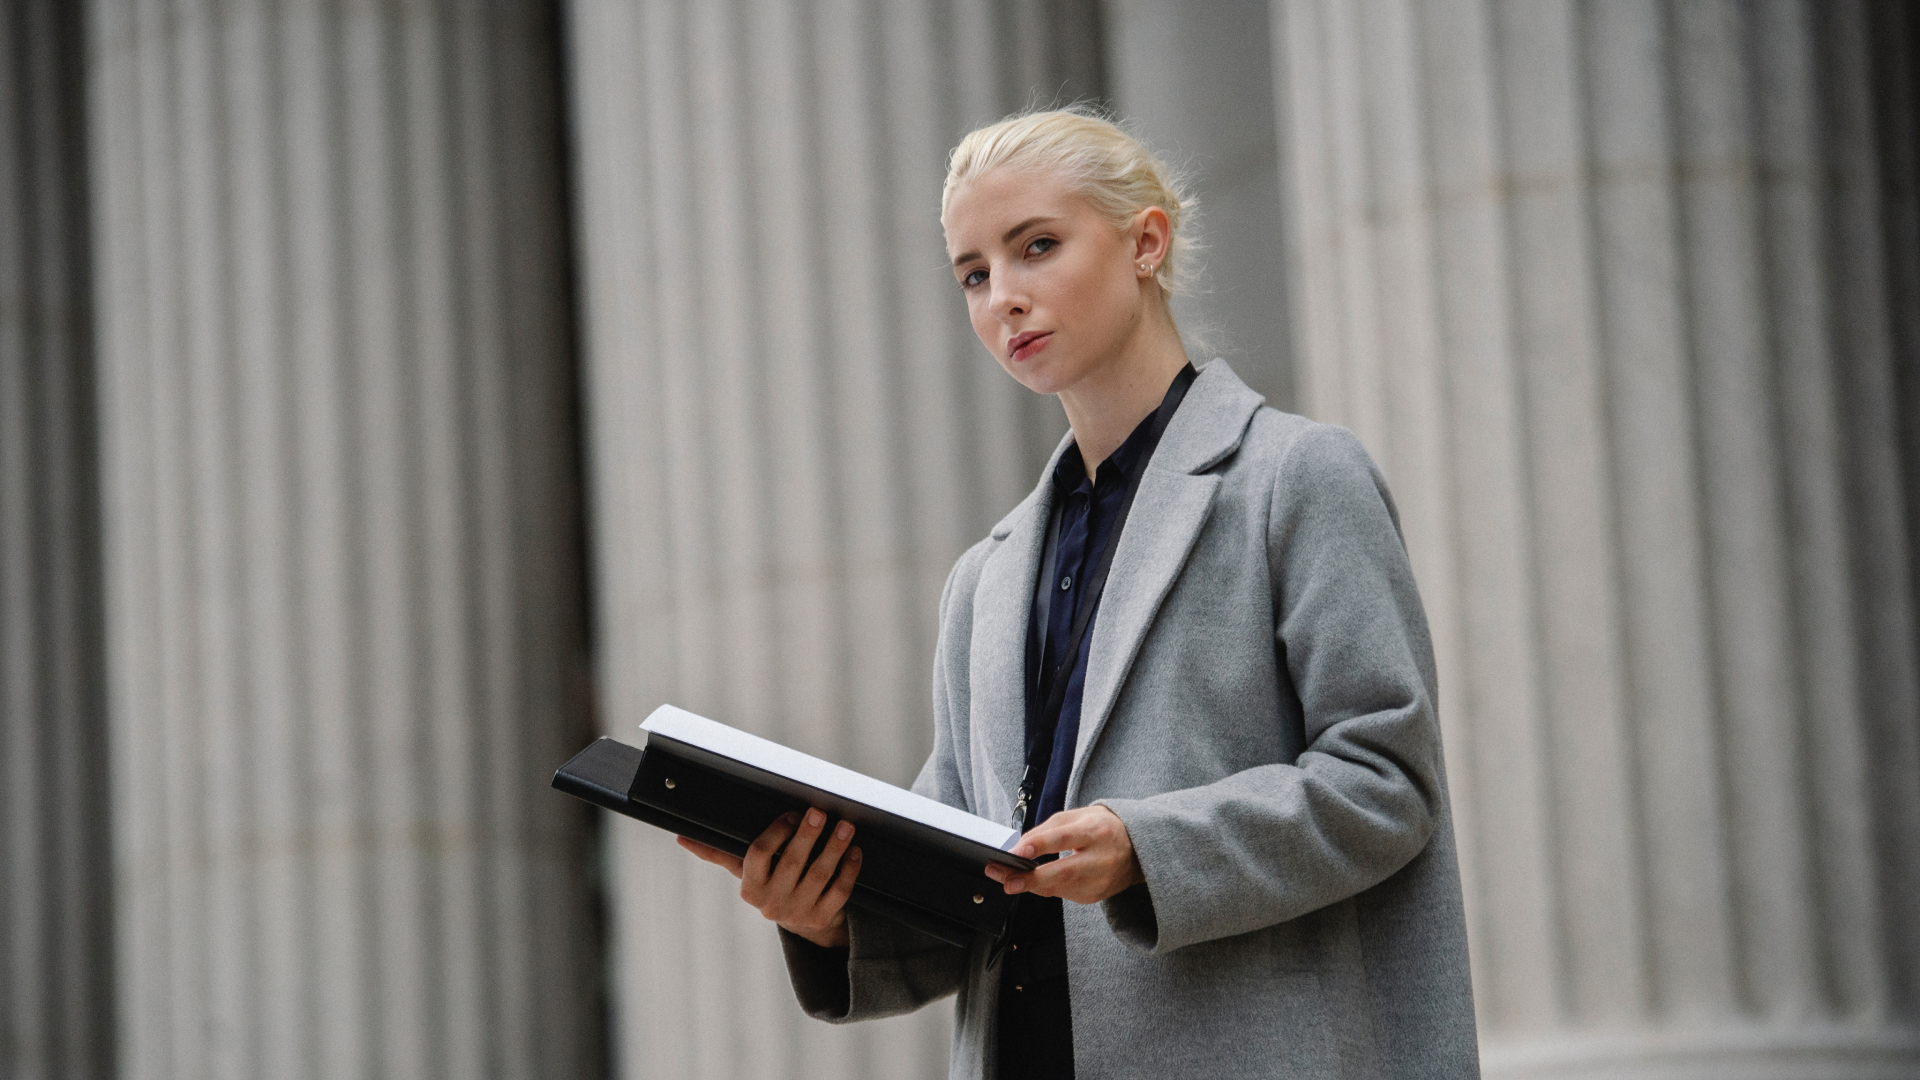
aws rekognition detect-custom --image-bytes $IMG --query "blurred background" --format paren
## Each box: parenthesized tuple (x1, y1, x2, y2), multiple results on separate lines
(3, 1, 1917, 1077)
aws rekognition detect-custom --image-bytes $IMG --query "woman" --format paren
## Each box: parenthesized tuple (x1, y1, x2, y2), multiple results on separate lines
(679, 107, 1479, 1080)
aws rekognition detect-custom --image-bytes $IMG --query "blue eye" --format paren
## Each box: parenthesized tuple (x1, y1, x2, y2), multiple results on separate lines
(1027, 237, 1058, 256)
(961, 268, 988, 289)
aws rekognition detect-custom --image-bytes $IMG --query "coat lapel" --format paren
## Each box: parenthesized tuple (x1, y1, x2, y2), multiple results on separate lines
(1064, 470, 1219, 802)
(967, 434, 1071, 824)
(1065, 361, 1265, 806)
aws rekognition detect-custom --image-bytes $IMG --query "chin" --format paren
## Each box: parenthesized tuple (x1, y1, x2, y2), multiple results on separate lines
(1005, 364, 1074, 398)
(993, 350, 1077, 397)
(1027, 359, 1104, 398)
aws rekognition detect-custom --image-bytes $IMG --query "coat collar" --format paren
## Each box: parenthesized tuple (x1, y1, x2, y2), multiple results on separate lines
(972, 361, 1267, 813)
(986, 360, 1261, 539)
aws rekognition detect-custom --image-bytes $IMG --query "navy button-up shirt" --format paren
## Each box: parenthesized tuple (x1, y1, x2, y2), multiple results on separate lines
(1024, 362, 1198, 827)
(997, 364, 1195, 1080)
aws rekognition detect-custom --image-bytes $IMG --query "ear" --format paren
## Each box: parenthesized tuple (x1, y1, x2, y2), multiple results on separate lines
(1129, 206, 1173, 271)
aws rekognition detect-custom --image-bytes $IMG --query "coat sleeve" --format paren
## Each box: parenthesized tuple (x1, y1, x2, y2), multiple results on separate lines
(780, 550, 980, 1020)
(1096, 423, 1446, 954)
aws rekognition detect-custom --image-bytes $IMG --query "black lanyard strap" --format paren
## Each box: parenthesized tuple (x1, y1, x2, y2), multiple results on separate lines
(986, 364, 1195, 970)
(1011, 364, 1196, 832)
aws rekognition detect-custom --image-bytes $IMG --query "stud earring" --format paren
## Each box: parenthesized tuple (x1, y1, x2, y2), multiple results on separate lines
(1139, 262, 1151, 274)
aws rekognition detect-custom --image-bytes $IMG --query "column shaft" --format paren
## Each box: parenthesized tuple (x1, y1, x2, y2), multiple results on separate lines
(0, 1, 115, 1076)
(565, 1, 1100, 1076)
(1275, 0, 1920, 1074)
(89, 4, 602, 1078)
(1104, 0, 1295, 408)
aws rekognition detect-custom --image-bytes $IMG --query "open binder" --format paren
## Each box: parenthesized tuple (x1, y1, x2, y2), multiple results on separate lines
(552, 705, 1035, 947)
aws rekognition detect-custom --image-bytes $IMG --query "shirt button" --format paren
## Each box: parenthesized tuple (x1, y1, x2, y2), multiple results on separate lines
(1060, 575, 1072, 590)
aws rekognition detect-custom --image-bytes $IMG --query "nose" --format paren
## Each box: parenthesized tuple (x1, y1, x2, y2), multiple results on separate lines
(988, 271, 1028, 323)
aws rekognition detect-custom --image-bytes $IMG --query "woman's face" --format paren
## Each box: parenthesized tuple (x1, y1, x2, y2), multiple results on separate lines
(944, 169, 1150, 397)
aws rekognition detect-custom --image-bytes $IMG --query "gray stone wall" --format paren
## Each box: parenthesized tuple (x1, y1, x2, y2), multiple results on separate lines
(86, 4, 601, 1078)
(1274, 0, 1920, 1074)
(0, 1, 115, 1076)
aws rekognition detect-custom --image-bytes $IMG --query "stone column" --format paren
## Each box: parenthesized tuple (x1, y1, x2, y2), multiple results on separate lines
(1103, 0, 1295, 409)
(1275, 0, 1920, 1075)
(565, 1, 1099, 1075)
(88, 4, 601, 1079)
(0, 2, 115, 1076)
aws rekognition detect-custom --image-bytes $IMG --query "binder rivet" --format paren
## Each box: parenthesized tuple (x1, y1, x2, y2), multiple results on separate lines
(664, 778, 676, 789)
(973, 894, 984, 904)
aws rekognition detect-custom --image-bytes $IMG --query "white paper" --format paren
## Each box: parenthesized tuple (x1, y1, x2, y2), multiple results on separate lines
(641, 704, 1018, 851)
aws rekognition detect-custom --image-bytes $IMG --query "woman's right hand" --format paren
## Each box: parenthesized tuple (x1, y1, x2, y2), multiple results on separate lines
(677, 808, 863, 948)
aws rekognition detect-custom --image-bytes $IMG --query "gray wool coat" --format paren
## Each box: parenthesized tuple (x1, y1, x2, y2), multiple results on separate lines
(782, 361, 1480, 1079)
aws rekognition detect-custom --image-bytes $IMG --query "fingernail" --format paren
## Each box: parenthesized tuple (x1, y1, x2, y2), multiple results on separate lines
(806, 810, 824, 827)
(835, 821, 853, 840)
(849, 849, 862, 861)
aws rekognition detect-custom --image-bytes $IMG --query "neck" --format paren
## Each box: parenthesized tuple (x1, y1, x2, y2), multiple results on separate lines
(1057, 304, 1192, 472)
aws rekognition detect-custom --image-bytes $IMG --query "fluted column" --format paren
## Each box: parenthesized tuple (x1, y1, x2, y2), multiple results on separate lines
(565, 1, 1100, 1075)
(0, 2, 115, 1077)
(1104, 0, 1295, 409)
(89, 5, 601, 1079)
(1276, 0, 1920, 1075)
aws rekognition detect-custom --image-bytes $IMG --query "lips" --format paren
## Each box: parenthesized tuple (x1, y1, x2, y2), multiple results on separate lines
(1007, 330, 1052, 362)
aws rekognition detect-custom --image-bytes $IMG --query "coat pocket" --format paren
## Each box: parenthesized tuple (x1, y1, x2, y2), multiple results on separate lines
(1073, 964, 1341, 1078)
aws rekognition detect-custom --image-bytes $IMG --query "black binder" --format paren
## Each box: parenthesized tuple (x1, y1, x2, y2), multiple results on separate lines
(552, 709, 1034, 948)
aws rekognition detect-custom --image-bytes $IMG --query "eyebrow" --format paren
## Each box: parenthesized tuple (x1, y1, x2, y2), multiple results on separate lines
(950, 215, 1062, 268)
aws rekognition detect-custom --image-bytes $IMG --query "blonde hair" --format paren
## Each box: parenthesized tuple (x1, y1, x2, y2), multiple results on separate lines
(942, 105, 1197, 297)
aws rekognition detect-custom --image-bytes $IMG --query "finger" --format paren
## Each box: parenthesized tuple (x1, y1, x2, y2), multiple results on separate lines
(1025, 859, 1096, 900)
(1013, 819, 1082, 859)
(1024, 846, 1127, 902)
(797, 819, 856, 905)
(1023, 858, 1079, 896)
(742, 813, 800, 890)
(771, 807, 830, 895)
(677, 836, 746, 879)
(816, 845, 863, 916)
(1015, 807, 1118, 859)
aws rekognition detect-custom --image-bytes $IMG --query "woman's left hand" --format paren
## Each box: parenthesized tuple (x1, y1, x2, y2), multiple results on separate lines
(984, 804, 1145, 904)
